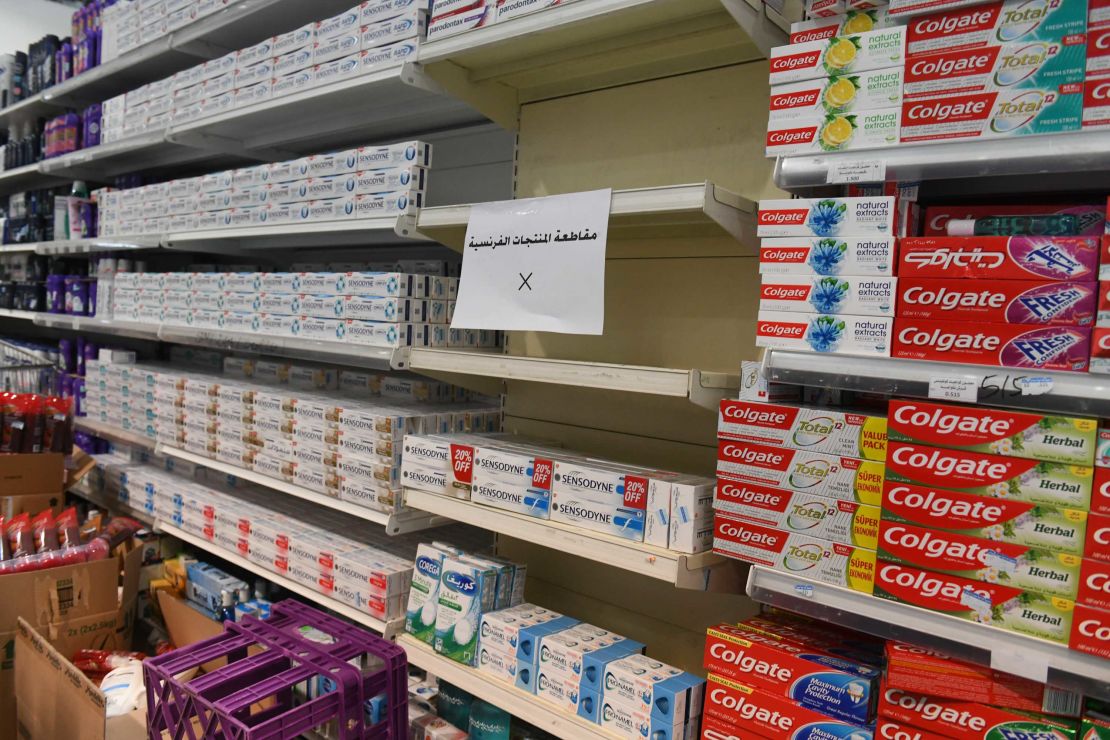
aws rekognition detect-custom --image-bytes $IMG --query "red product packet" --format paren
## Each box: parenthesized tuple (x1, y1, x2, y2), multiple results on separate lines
(5, 513, 32, 558)
(31, 509, 58, 553)
(55, 507, 81, 549)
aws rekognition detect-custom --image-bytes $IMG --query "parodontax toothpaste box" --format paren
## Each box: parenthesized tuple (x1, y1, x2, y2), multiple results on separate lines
(701, 675, 875, 740)
(717, 399, 887, 461)
(760, 275, 897, 316)
(897, 236, 1101, 282)
(890, 318, 1092, 373)
(717, 438, 885, 505)
(757, 310, 893, 357)
(757, 197, 894, 238)
(878, 686, 1080, 740)
(759, 236, 897, 276)
(896, 278, 1098, 327)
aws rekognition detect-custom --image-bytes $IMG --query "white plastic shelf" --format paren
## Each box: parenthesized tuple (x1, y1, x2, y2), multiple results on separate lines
(162, 214, 426, 251)
(0, 162, 68, 196)
(409, 348, 737, 408)
(416, 182, 756, 251)
(399, 635, 611, 740)
(157, 445, 449, 535)
(69, 479, 156, 528)
(762, 349, 1110, 417)
(37, 130, 222, 181)
(0, 308, 38, 322)
(34, 237, 160, 255)
(0, 244, 38, 254)
(76, 418, 157, 451)
(747, 566, 1110, 700)
(32, 313, 160, 339)
(0, 93, 64, 132)
(403, 489, 732, 590)
(159, 521, 402, 637)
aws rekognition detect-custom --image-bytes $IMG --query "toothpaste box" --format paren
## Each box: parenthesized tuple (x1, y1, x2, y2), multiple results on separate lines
(875, 560, 1078, 644)
(718, 438, 885, 505)
(900, 86, 1084, 145)
(713, 512, 877, 593)
(757, 311, 893, 356)
(757, 197, 894, 237)
(769, 27, 907, 86)
(879, 687, 1080, 739)
(537, 628, 645, 691)
(888, 399, 1098, 465)
(891, 319, 1092, 372)
(924, 203, 1106, 237)
(766, 105, 901, 156)
(770, 67, 904, 117)
(434, 555, 498, 665)
(717, 400, 887, 461)
(1072, 602, 1110, 660)
(427, 4, 494, 41)
(1099, 429, 1110, 468)
(476, 644, 518, 684)
(601, 653, 703, 723)
(495, 0, 568, 23)
(702, 675, 874, 740)
(715, 480, 880, 549)
(878, 518, 1083, 599)
(1079, 558, 1110, 611)
(1094, 327, 1110, 373)
(703, 623, 881, 724)
(904, 0, 1088, 58)
(593, 697, 687, 740)
(1089, 512, 1110, 562)
(897, 278, 1098, 326)
(885, 441, 1093, 509)
(883, 480, 1088, 555)
(759, 236, 897, 276)
(762, 275, 897, 317)
(549, 489, 645, 542)
(1090, 26, 1110, 81)
(790, 8, 900, 44)
(478, 605, 562, 655)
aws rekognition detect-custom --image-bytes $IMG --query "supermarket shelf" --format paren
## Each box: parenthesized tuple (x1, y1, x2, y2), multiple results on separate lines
(774, 130, 1110, 195)
(0, 308, 38, 322)
(0, 243, 38, 253)
(34, 236, 160, 255)
(165, 63, 485, 159)
(76, 418, 157, 451)
(400, 635, 611, 740)
(0, 92, 64, 131)
(416, 182, 757, 251)
(159, 521, 402, 638)
(68, 478, 156, 527)
(162, 214, 426, 251)
(0, 162, 69, 196)
(37, 130, 223, 181)
(417, 0, 762, 129)
(747, 566, 1110, 700)
(408, 348, 738, 408)
(32, 313, 160, 339)
(403, 489, 732, 591)
(761, 349, 1110, 417)
(157, 445, 451, 536)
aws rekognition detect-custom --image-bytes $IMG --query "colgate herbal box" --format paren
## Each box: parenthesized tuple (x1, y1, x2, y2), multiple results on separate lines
(718, 400, 887, 460)
(891, 318, 1092, 372)
(878, 686, 1080, 740)
(757, 197, 894, 237)
(903, 0, 1088, 57)
(885, 441, 1093, 509)
(717, 438, 884, 505)
(758, 310, 892, 356)
(888, 399, 1098, 465)
(761, 275, 897, 316)
(712, 512, 876, 593)
(897, 278, 1097, 327)
(769, 27, 907, 86)
(898, 236, 1100, 281)
(759, 236, 897, 276)
(702, 675, 875, 739)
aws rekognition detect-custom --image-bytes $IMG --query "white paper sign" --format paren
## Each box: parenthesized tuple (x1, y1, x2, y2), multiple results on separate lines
(451, 189, 612, 335)
(928, 377, 978, 403)
(827, 159, 887, 185)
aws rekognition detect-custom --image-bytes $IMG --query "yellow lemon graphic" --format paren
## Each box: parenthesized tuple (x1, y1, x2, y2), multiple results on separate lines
(825, 39, 857, 70)
(820, 116, 854, 149)
(843, 12, 874, 34)
(824, 78, 857, 109)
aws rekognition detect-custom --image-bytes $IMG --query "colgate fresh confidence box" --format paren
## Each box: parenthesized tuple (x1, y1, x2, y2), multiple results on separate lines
(897, 279, 1097, 326)
(761, 275, 897, 316)
(702, 675, 875, 739)
(758, 197, 894, 237)
(718, 399, 887, 460)
(891, 318, 1092, 372)
(902, 1, 1088, 57)
(898, 236, 1100, 281)
(759, 236, 897, 276)
(878, 685, 1081, 739)
(717, 438, 884, 505)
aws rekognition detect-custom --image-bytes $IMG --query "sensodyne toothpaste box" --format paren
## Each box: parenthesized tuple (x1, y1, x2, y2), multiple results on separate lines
(760, 275, 897, 316)
(470, 444, 558, 518)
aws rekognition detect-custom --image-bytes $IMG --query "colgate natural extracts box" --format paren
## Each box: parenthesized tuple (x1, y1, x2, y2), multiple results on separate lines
(717, 438, 884, 505)
(758, 310, 893, 356)
(769, 27, 906, 86)
(758, 197, 894, 237)
(888, 399, 1098, 465)
(759, 236, 897, 276)
(718, 399, 887, 460)
(790, 8, 901, 44)
(715, 480, 880, 549)
(761, 275, 897, 316)
(898, 236, 1100, 281)
(766, 106, 901, 157)
(878, 685, 1080, 739)
(874, 560, 1077, 644)
(702, 674, 875, 739)
(891, 318, 1092, 372)
(771, 68, 904, 116)
(885, 441, 1093, 509)
(902, 0, 1088, 57)
(900, 87, 1083, 145)
(897, 278, 1098, 327)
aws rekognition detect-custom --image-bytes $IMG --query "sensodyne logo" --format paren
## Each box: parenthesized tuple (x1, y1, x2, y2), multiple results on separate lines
(558, 472, 615, 493)
(405, 145, 416, 160)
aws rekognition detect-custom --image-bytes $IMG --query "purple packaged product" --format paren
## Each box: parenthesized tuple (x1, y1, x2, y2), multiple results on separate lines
(84, 340, 97, 363)
(59, 338, 75, 373)
(74, 377, 85, 417)
(76, 336, 86, 375)
(60, 373, 73, 399)
(78, 201, 95, 238)
(46, 275, 65, 313)
(65, 276, 88, 315)
(88, 279, 96, 316)
(83, 103, 100, 148)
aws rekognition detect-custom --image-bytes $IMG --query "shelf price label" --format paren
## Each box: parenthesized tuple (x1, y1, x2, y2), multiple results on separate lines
(979, 374, 1055, 402)
(928, 377, 978, 403)
(826, 159, 886, 185)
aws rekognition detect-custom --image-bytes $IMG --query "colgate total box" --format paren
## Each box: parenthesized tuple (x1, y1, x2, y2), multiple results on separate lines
(891, 318, 1092, 373)
(888, 399, 1098, 465)
(717, 438, 884, 505)
(757, 310, 892, 356)
(702, 675, 875, 739)
(897, 279, 1097, 327)
(757, 197, 894, 237)
(768, 27, 906, 86)
(885, 441, 1093, 509)
(900, 86, 1083, 146)
(903, 1, 1088, 57)
(717, 399, 887, 460)
(761, 275, 897, 316)
(712, 512, 876, 593)
(702, 623, 881, 724)
(878, 686, 1080, 739)
(759, 236, 897, 276)
(898, 236, 1100, 281)
(874, 560, 1077, 644)
(790, 8, 901, 44)
(1071, 602, 1110, 660)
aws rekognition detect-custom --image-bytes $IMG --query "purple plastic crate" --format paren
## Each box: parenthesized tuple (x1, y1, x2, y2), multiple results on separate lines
(144, 600, 407, 740)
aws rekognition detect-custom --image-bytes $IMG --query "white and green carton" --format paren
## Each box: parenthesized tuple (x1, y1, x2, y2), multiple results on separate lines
(434, 556, 499, 666)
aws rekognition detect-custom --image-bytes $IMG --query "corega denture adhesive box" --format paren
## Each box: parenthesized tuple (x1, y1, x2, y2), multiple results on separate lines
(757, 197, 894, 237)
(769, 27, 906, 86)
(759, 236, 897, 276)
(717, 399, 888, 461)
(757, 310, 893, 356)
(760, 275, 896, 316)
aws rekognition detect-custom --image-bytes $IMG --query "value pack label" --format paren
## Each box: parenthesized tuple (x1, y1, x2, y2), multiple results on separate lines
(769, 27, 907, 86)
(896, 278, 1098, 327)
(717, 438, 885, 505)
(885, 441, 1093, 509)
(718, 399, 888, 460)
(903, 0, 1087, 57)
(759, 236, 897, 276)
(888, 399, 1098, 465)
(891, 318, 1092, 372)
(878, 686, 1079, 740)
(761, 275, 897, 316)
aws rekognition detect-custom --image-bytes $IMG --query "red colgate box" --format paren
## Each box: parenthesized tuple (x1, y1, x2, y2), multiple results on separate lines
(1103, 236, 1110, 280)
(1098, 281, 1110, 326)
(898, 236, 1100, 281)
(1079, 557, 1110, 611)
(885, 441, 1093, 509)
(897, 279, 1097, 326)
(902, 1, 1087, 57)
(738, 615, 885, 665)
(892, 318, 1091, 372)
(717, 438, 884, 505)
(1093, 327, 1110, 374)
(922, 203, 1105, 237)
(702, 674, 875, 739)
(1095, 466, 1110, 515)
(1071, 602, 1110, 660)
(876, 717, 951, 740)
(878, 685, 1080, 739)
(1087, 511, 1110, 562)
(717, 399, 887, 461)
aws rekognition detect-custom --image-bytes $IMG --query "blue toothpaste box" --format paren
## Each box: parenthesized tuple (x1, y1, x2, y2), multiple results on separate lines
(601, 653, 705, 725)
(513, 616, 580, 693)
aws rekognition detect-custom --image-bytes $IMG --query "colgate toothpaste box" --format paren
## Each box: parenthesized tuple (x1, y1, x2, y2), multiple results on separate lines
(1097, 466, 1110, 513)
(770, 69, 904, 117)
(891, 318, 1092, 372)
(874, 560, 1078, 644)
(1093, 327, 1110, 374)
(758, 310, 893, 356)
(790, 8, 900, 44)
(717, 439, 885, 505)
(878, 686, 1080, 739)
(1071, 602, 1110, 660)
(702, 674, 876, 739)
(766, 106, 901, 157)
(806, 0, 847, 18)
(897, 278, 1098, 327)
(904, 37, 1087, 102)
(712, 512, 877, 593)
(769, 27, 906, 86)
(877, 518, 1083, 599)
(718, 399, 888, 460)
(888, 399, 1098, 465)
(758, 197, 895, 237)
(1086, 77, 1110, 129)
(1079, 557, 1110, 611)
(703, 623, 881, 724)
(738, 615, 885, 665)
(898, 236, 1100, 281)
(759, 236, 897, 276)
(885, 441, 1093, 509)
(883, 480, 1088, 555)
(903, 1, 1088, 58)
(1088, 24, 1110, 79)
(1088, 511, 1110, 562)
(875, 717, 949, 740)
(1099, 281, 1110, 326)
(1079, 704, 1110, 740)
(923, 203, 1106, 237)
(761, 275, 897, 316)
(1098, 428, 1110, 468)
(900, 87, 1083, 145)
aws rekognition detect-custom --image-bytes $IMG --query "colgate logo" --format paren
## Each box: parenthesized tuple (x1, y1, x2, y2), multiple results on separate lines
(758, 209, 808, 226)
(771, 50, 820, 72)
(891, 403, 1014, 439)
(722, 444, 785, 466)
(722, 405, 789, 425)
(906, 96, 991, 123)
(719, 483, 785, 508)
(767, 127, 817, 146)
(910, 8, 996, 39)
(718, 521, 782, 547)
(908, 49, 995, 81)
(760, 248, 808, 262)
(896, 326, 1002, 352)
(759, 321, 806, 338)
(901, 285, 1006, 309)
(1090, 81, 1110, 102)
(890, 445, 1010, 479)
(770, 90, 820, 109)
(790, 27, 837, 44)
(762, 285, 810, 300)
(1086, 572, 1110, 594)
(1079, 617, 1110, 641)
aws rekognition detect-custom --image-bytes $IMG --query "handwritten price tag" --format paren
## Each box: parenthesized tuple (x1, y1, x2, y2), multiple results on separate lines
(928, 377, 978, 403)
(826, 159, 887, 185)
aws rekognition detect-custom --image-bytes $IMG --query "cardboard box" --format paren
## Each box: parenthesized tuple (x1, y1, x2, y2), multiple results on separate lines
(0, 453, 64, 494)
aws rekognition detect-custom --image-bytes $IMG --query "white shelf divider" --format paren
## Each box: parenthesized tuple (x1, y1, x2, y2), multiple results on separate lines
(32, 313, 161, 339)
(0, 308, 38, 322)
(399, 635, 611, 740)
(69, 479, 156, 527)
(34, 237, 160, 255)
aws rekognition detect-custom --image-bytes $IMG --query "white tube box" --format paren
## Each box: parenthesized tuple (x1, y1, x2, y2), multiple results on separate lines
(757, 197, 894, 237)
(756, 310, 893, 356)
(760, 275, 897, 316)
(759, 236, 897, 276)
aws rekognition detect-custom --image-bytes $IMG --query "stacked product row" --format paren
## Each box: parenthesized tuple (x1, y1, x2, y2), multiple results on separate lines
(427, 0, 580, 41)
(100, 0, 242, 66)
(85, 354, 500, 515)
(97, 140, 429, 238)
(100, 0, 426, 144)
(767, 0, 1109, 157)
(400, 433, 714, 553)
